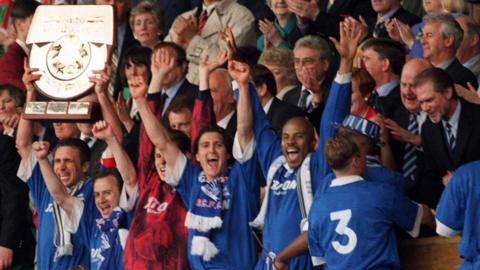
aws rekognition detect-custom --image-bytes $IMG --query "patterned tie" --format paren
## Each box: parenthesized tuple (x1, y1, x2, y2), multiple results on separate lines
(198, 10, 208, 33)
(298, 89, 311, 111)
(445, 122, 456, 150)
(108, 48, 119, 96)
(373, 17, 385, 38)
(402, 113, 418, 182)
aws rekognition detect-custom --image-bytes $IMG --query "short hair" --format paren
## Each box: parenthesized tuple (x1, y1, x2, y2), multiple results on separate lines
(325, 133, 361, 171)
(337, 127, 377, 155)
(294, 35, 333, 61)
(0, 84, 25, 107)
(441, 0, 468, 13)
(11, 0, 39, 20)
(460, 16, 480, 48)
(352, 68, 375, 98)
(252, 64, 277, 97)
(232, 46, 261, 68)
(166, 96, 194, 117)
(154, 41, 187, 65)
(281, 117, 315, 149)
(93, 168, 123, 192)
(258, 47, 298, 85)
(360, 38, 406, 76)
(413, 67, 456, 96)
(423, 12, 464, 50)
(54, 138, 91, 164)
(129, 0, 163, 32)
(210, 68, 233, 92)
(120, 46, 152, 87)
(168, 128, 191, 154)
(193, 126, 234, 166)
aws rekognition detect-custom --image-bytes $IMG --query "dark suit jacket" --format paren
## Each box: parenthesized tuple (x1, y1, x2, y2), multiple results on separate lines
(266, 97, 306, 135)
(224, 111, 237, 139)
(307, 0, 376, 39)
(369, 84, 401, 118)
(156, 0, 195, 34)
(369, 6, 421, 39)
(283, 78, 331, 130)
(0, 135, 35, 267)
(446, 58, 479, 89)
(420, 98, 480, 207)
(0, 42, 27, 91)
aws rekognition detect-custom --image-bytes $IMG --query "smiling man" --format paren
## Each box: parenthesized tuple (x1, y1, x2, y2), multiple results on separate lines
(414, 67, 480, 207)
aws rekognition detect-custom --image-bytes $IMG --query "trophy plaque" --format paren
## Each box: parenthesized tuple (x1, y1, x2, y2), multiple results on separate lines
(24, 5, 114, 121)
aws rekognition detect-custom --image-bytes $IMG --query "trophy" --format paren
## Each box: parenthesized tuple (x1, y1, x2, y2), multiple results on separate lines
(24, 5, 114, 121)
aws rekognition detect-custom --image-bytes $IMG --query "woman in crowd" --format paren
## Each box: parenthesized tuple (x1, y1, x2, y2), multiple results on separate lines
(130, 0, 163, 49)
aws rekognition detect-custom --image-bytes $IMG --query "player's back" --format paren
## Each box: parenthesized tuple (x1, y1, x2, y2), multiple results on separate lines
(308, 177, 420, 270)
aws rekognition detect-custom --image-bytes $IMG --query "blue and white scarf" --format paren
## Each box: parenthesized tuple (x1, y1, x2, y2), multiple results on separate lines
(185, 172, 228, 261)
(93, 207, 126, 270)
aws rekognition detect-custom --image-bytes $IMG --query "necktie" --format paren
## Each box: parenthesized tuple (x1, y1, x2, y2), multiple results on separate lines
(198, 10, 208, 33)
(327, 0, 335, 10)
(445, 122, 456, 150)
(83, 136, 92, 146)
(108, 48, 119, 96)
(402, 113, 418, 182)
(368, 90, 379, 110)
(160, 92, 169, 105)
(298, 89, 311, 111)
(373, 17, 385, 38)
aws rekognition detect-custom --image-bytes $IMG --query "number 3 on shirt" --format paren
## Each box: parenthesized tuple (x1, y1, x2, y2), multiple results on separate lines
(330, 209, 357, 254)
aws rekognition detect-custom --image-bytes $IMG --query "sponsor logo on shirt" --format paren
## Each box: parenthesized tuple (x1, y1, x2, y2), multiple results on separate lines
(144, 197, 169, 214)
(270, 180, 297, 195)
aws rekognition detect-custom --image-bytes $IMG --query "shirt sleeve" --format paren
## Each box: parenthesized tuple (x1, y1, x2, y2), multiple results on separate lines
(389, 190, 423, 238)
(17, 151, 49, 206)
(165, 153, 197, 206)
(436, 172, 465, 238)
(307, 203, 326, 266)
(119, 183, 138, 213)
(60, 197, 85, 234)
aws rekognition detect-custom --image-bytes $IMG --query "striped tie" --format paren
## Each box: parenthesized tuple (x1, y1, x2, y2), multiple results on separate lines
(445, 122, 456, 150)
(298, 89, 311, 111)
(402, 113, 418, 181)
(108, 48, 119, 96)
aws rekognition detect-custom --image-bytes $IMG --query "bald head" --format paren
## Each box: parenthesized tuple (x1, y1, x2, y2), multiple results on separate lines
(209, 69, 235, 119)
(400, 59, 432, 112)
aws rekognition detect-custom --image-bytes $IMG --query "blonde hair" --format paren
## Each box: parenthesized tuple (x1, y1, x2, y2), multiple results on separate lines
(441, 0, 468, 13)
(258, 48, 298, 85)
(129, 0, 163, 32)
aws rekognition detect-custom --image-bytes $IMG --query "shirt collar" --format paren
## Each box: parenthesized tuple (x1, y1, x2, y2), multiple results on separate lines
(442, 99, 461, 129)
(436, 58, 456, 70)
(463, 54, 480, 70)
(378, 6, 400, 20)
(263, 97, 274, 114)
(203, 2, 219, 15)
(376, 80, 399, 97)
(330, 175, 364, 187)
(161, 78, 185, 115)
(16, 39, 29, 54)
(80, 133, 97, 148)
(217, 110, 235, 129)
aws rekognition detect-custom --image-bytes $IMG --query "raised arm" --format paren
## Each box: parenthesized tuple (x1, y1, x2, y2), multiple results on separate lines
(32, 141, 77, 214)
(228, 60, 253, 151)
(16, 62, 41, 160)
(89, 66, 123, 144)
(92, 121, 137, 195)
(129, 74, 180, 173)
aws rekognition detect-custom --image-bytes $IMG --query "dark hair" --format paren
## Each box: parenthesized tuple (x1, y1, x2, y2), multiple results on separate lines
(93, 168, 123, 192)
(281, 117, 315, 152)
(325, 133, 361, 171)
(166, 96, 194, 116)
(232, 46, 261, 68)
(413, 67, 456, 97)
(192, 125, 234, 166)
(361, 38, 407, 76)
(154, 41, 187, 65)
(120, 46, 152, 87)
(11, 0, 39, 20)
(168, 128, 191, 154)
(251, 64, 277, 97)
(352, 68, 375, 98)
(54, 138, 91, 164)
(0, 84, 26, 107)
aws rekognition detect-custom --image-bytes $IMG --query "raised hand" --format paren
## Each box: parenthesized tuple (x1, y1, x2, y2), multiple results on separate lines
(330, 20, 364, 60)
(22, 58, 41, 94)
(0, 113, 20, 131)
(128, 75, 149, 99)
(199, 51, 228, 76)
(92, 120, 114, 141)
(151, 48, 176, 79)
(89, 65, 112, 95)
(300, 68, 321, 94)
(286, 0, 319, 21)
(172, 15, 197, 48)
(383, 118, 421, 145)
(258, 19, 283, 47)
(220, 26, 237, 60)
(228, 60, 250, 86)
(388, 19, 414, 47)
(32, 141, 50, 160)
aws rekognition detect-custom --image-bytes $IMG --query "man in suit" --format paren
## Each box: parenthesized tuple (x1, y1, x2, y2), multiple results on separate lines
(414, 67, 480, 208)
(165, 0, 256, 85)
(361, 38, 405, 117)
(370, 0, 420, 39)
(456, 15, 480, 84)
(0, 0, 39, 92)
(0, 134, 35, 269)
(96, 0, 139, 97)
(251, 64, 305, 135)
(383, 59, 431, 193)
(286, 0, 376, 39)
(421, 13, 479, 89)
(284, 35, 332, 129)
(147, 42, 198, 128)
